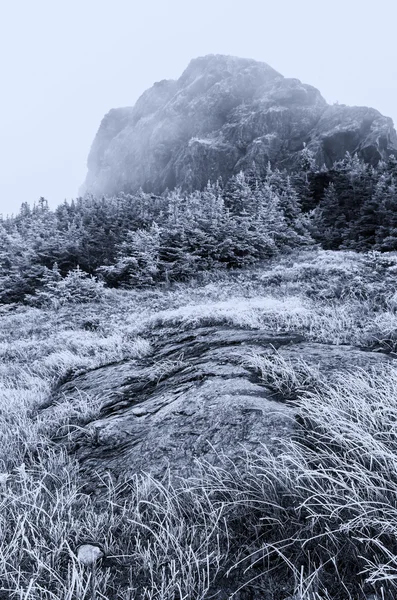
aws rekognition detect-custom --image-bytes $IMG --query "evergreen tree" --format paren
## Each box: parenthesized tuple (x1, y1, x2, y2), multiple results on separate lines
(376, 176, 397, 250)
(100, 225, 161, 287)
(313, 183, 345, 249)
(224, 171, 256, 216)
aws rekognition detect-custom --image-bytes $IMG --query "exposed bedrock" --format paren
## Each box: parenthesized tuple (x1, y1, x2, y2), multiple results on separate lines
(40, 324, 393, 488)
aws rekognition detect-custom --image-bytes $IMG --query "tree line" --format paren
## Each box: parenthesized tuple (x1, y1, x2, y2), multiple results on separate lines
(1, 149, 396, 304)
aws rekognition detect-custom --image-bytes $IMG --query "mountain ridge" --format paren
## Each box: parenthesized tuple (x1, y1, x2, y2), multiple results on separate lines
(82, 54, 397, 197)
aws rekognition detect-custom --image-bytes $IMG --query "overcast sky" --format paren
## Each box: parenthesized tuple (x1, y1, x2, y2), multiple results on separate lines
(0, 0, 396, 215)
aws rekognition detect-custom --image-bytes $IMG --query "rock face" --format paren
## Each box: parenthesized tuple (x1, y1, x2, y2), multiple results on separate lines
(41, 324, 393, 488)
(82, 54, 397, 197)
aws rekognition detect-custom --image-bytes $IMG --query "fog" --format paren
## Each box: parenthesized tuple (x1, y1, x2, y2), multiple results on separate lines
(0, 0, 396, 214)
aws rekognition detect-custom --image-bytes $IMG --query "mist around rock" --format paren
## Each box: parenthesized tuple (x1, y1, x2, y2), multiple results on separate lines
(83, 54, 397, 198)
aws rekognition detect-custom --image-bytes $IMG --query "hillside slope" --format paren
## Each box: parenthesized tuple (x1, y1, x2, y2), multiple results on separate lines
(3, 250, 397, 597)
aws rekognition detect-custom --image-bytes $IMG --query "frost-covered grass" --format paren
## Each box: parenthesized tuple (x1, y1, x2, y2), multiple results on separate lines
(142, 249, 397, 348)
(149, 295, 310, 331)
(0, 457, 228, 600)
(242, 348, 323, 398)
(1, 249, 397, 597)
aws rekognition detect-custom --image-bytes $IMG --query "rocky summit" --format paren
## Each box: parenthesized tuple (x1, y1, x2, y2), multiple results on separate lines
(82, 54, 397, 197)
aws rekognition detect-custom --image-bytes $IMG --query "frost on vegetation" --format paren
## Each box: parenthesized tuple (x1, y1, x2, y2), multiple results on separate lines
(3, 250, 397, 596)
(242, 349, 323, 398)
(0, 455, 228, 600)
(149, 295, 309, 330)
(1, 363, 393, 598)
(259, 250, 371, 302)
(33, 334, 151, 383)
(0, 324, 151, 383)
(38, 389, 104, 437)
(363, 250, 397, 272)
(33, 266, 106, 307)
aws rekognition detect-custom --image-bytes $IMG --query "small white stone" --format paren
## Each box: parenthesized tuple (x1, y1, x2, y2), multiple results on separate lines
(77, 544, 104, 566)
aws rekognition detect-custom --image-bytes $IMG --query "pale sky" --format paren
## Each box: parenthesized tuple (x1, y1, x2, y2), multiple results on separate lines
(0, 0, 396, 215)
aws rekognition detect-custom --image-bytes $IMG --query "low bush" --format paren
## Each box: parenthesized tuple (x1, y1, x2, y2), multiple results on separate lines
(33, 266, 106, 307)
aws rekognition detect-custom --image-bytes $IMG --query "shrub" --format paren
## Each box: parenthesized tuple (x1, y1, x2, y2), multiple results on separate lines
(34, 266, 105, 307)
